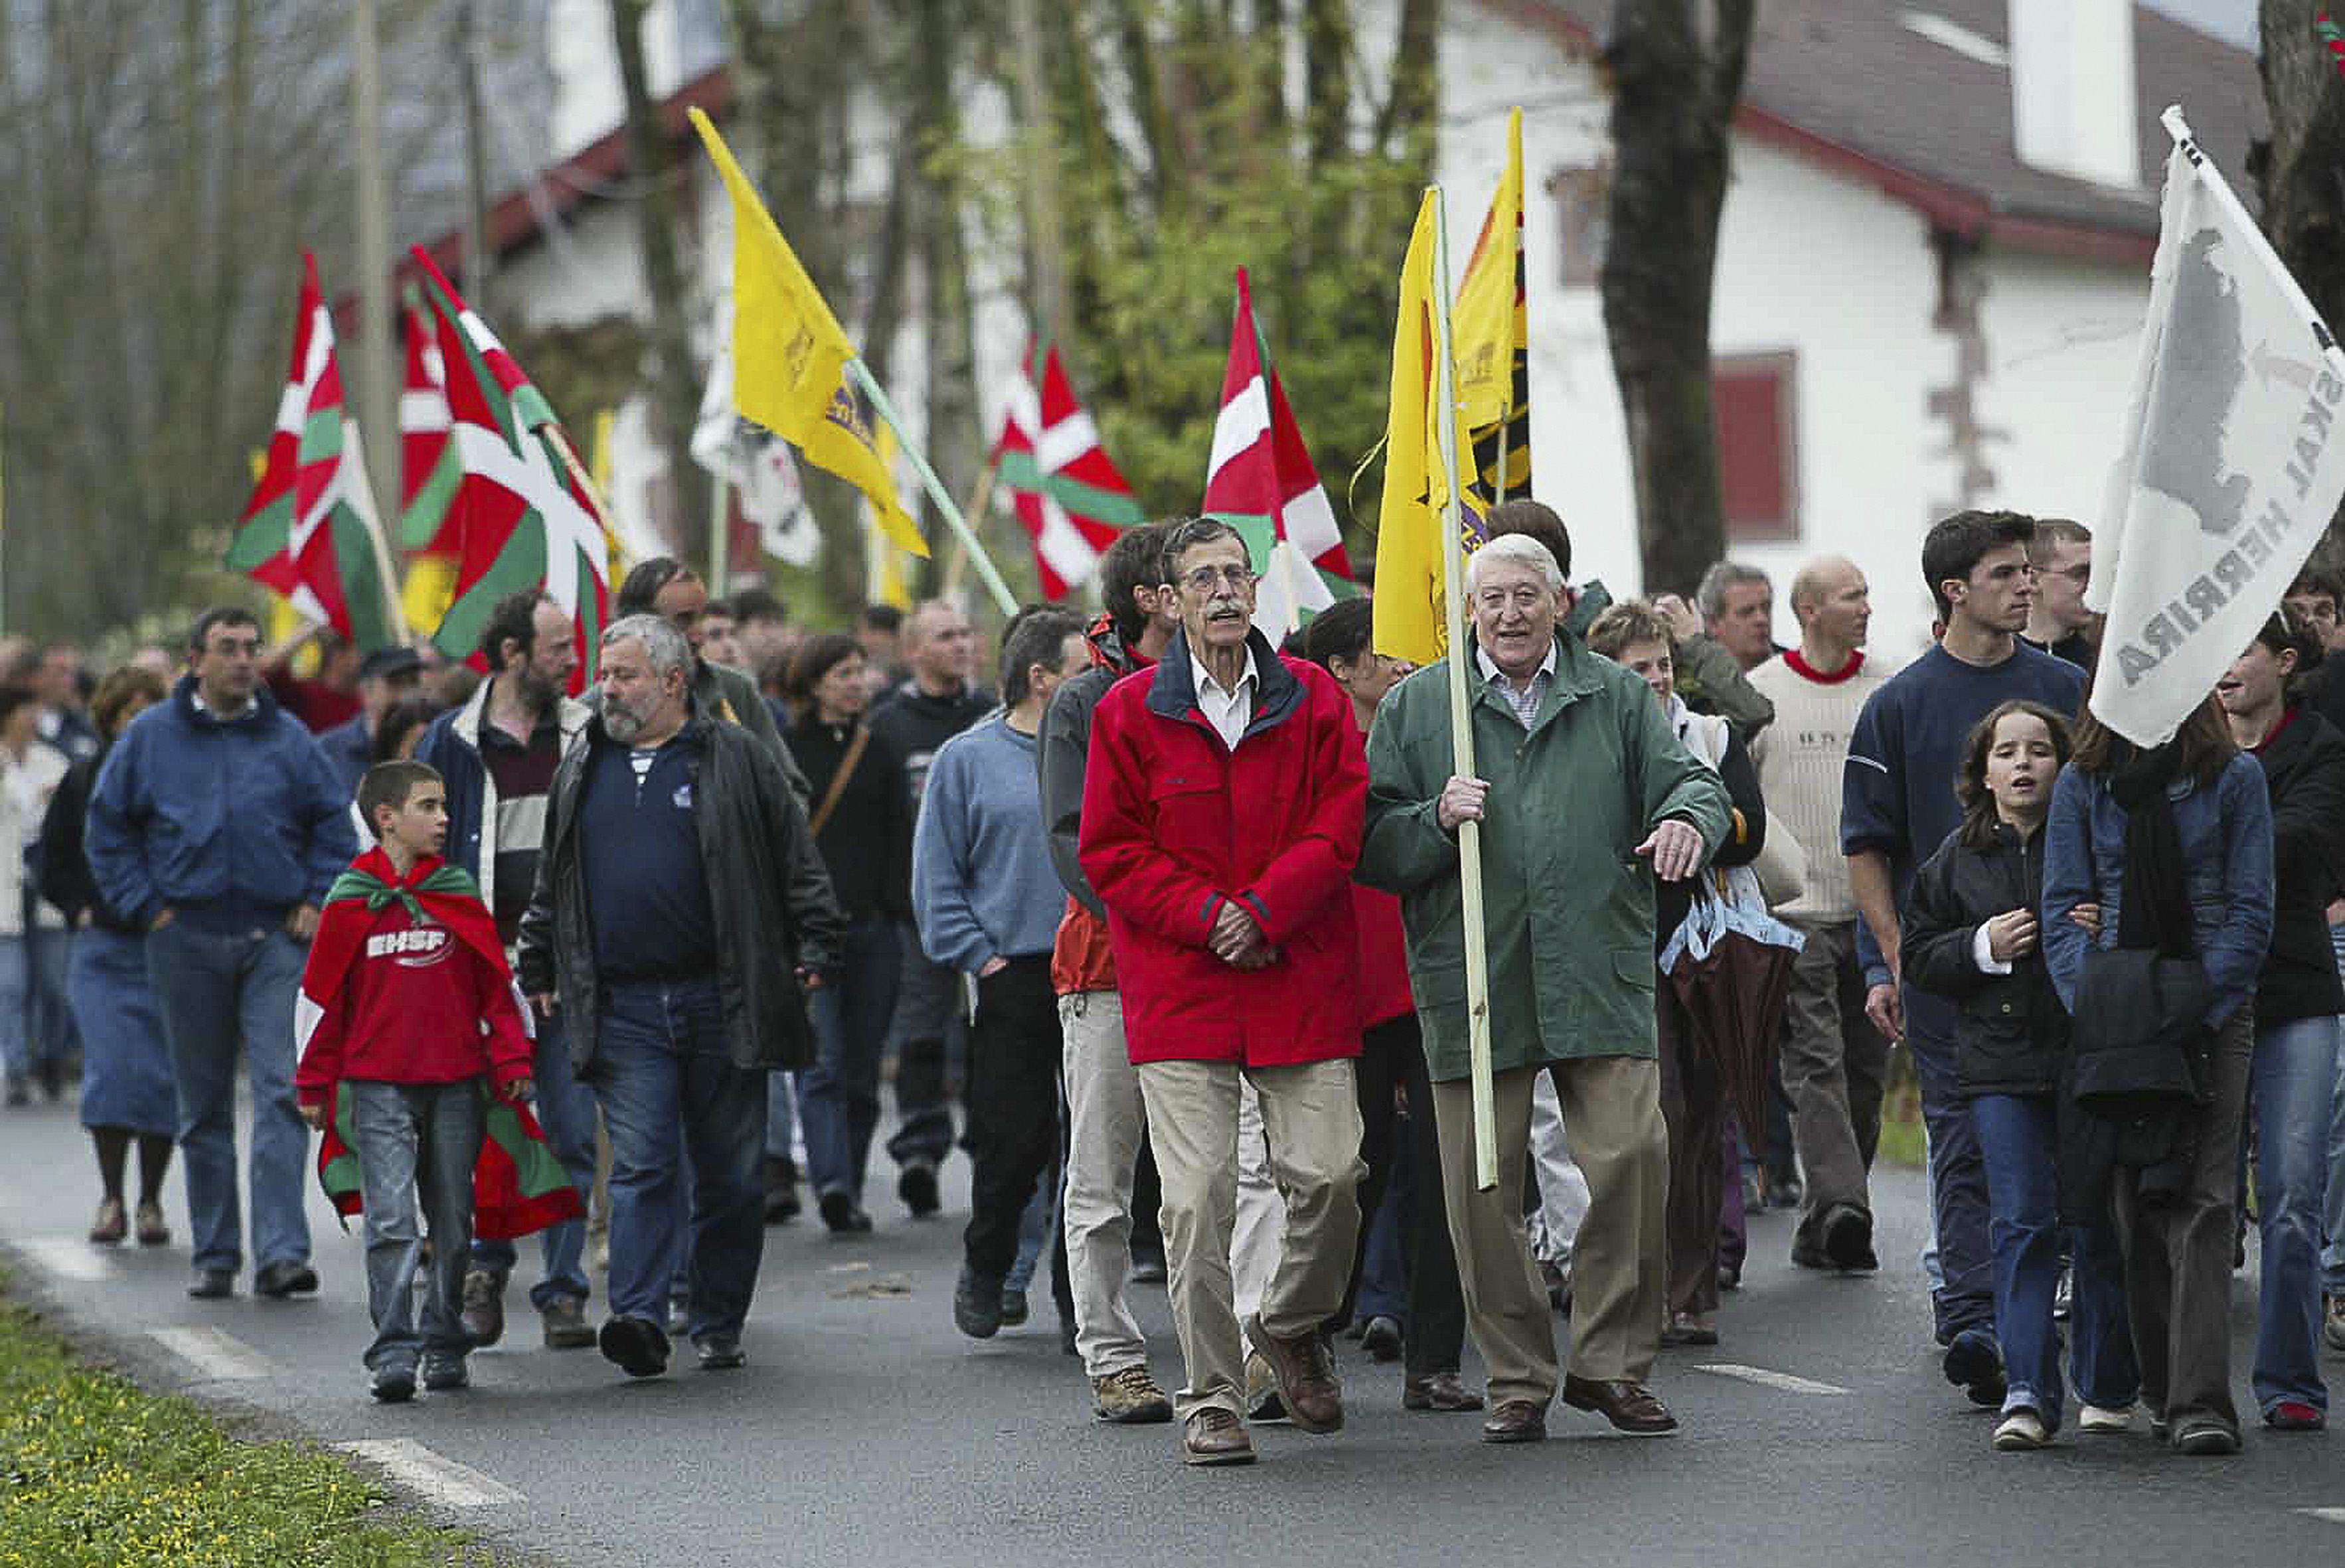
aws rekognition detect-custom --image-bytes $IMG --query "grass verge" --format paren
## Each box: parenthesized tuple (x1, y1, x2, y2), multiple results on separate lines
(0, 1279, 504, 1568)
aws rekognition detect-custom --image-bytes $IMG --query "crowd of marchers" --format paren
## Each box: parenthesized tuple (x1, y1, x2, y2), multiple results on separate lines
(7, 500, 2345, 1462)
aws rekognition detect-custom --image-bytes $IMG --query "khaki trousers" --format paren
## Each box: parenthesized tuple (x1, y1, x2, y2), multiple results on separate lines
(1137, 1056, 1365, 1420)
(1431, 1057, 1668, 1405)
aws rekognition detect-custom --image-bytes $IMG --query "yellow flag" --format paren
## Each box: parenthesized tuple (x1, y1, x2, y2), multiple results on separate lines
(1453, 108, 1530, 501)
(1372, 192, 1478, 666)
(588, 407, 635, 584)
(687, 107, 927, 559)
(402, 554, 459, 635)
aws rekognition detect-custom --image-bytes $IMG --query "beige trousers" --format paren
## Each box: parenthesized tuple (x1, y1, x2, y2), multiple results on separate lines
(1137, 1056, 1365, 1420)
(1430, 1056, 1668, 1405)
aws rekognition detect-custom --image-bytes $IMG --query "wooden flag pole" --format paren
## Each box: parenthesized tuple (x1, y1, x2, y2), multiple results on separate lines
(1428, 186, 1500, 1192)
(708, 468, 732, 592)
(845, 357, 1019, 616)
(941, 452, 1001, 602)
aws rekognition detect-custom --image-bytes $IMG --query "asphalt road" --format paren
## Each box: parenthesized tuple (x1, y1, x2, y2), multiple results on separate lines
(2, 1089, 2340, 1568)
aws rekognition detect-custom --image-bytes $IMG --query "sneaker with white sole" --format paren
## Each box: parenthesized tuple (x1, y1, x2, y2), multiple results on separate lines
(2078, 1403, 2133, 1433)
(1993, 1409, 2052, 1450)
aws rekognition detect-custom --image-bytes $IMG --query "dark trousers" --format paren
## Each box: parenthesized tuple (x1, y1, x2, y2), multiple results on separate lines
(1341, 1012, 1467, 1377)
(1906, 991, 1994, 1344)
(963, 955, 1064, 1282)
(1657, 984, 1728, 1317)
(885, 932, 960, 1171)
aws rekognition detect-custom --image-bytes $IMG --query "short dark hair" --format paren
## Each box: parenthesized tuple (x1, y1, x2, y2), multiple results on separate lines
(1000, 608, 1085, 706)
(477, 588, 552, 671)
(1099, 520, 1177, 643)
(858, 603, 904, 635)
(1954, 700, 2072, 850)
(615, 557, 692, 619)
(700, 597, 737, 623)
(787, 633, 863, 701)
(1297, 596, 1374, 672)
(1921, 509, 2036, 620)
(733, 587, 787, 627)
(2286, 564, 2344, 609)
(370, 698, 440, 767)
(188, 605, 261, 655)
(0, 686, 37, 729)
(1160, 518, 1246, 581)
(357, 759, 443, 837)
(1484, 500, 1572, 581)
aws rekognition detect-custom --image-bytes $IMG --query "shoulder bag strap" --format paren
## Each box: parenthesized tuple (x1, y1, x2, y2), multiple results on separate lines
(807, 724, 870, 838)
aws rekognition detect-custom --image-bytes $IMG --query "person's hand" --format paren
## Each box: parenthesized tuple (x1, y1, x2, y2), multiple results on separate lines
(1635, 819, 1706, 882)
(978, 955, 1010, 979)
(2069, 903, 2101, 937)
(502, 1076, 534, 1103)
(1435, 775, 1489, 831)
(149, 906, 176, 933)
(2327, 897, 2345, 928)
(530, 990, 559, 1015)
(1984, 909, 2038, 963)
(287, 903, 321, 941)
(1208, 902, 1267, 966)
(798, 967, 826, 991)
(1650, 594, 1703, 644)
(298, 1101, 328, 1131)
(1865, 981, 1904, 1042)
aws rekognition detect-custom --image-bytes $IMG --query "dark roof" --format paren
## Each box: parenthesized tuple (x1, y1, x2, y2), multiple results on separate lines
(1504, 0, 2263, 262)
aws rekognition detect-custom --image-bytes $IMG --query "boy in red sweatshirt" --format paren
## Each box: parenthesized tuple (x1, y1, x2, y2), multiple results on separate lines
(297, 759, 534, 1403)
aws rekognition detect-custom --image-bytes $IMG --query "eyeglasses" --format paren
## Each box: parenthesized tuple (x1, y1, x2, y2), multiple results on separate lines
(1180, 565, 1256, 593)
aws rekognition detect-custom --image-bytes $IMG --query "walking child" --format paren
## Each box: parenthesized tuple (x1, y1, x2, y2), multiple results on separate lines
(296, 760, 534, 1402)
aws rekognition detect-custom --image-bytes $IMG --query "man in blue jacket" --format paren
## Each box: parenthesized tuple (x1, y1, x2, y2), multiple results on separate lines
(86, 606, 358, 1300)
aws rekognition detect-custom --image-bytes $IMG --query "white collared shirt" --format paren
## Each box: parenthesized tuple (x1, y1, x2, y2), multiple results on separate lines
(1475, 641, 1558, 730)
(1191, 647, 1258, 751)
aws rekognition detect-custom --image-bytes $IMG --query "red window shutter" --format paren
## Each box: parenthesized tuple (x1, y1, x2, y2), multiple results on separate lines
(1713, 352, 1800, 540)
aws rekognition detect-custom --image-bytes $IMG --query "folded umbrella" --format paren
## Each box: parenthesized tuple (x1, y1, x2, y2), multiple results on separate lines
(1658, 866, 1806, 1144)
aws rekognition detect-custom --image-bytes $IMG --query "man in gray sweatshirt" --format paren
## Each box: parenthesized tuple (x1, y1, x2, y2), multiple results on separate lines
(912, 607, 1091, 1346)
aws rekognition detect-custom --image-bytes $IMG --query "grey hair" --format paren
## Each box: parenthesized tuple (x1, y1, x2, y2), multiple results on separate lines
(1465, 532, 1565, 595)
(600, 613, 692, 680)
(1694, 560, 1771, 620)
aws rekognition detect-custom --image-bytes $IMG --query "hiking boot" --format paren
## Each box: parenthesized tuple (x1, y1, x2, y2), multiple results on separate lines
(1092, 1365, 1174, 1424)
(421, 1352, 469, 1392)
(460, 1269, 505, 1348)
(1180, 1407, 1255, 1466)
(953, 1264, 1005, 1339)
(1245, 1314, 1342, 1433)
(1243, 1351, 1285, 1420)
(541, 1295, 596, 1350)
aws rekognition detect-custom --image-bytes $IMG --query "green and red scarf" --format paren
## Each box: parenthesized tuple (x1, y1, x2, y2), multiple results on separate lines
(299, 848, 583, 1241)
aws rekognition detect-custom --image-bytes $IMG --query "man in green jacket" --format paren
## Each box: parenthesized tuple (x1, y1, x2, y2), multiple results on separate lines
(1360, 522, 1731, 1445)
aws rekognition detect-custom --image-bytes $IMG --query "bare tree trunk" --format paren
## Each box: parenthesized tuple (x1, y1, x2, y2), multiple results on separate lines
(1376, 0, 1439, 152)
(1301, 0, 1350, 170)
(2256, 0, 2345, 545)
(914, 0, 987, 601)
(1599, 0, 1754, 596)
(611, 0, 707, 572)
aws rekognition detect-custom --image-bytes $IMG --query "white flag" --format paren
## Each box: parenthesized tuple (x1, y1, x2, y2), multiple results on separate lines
(2087, 108, 2345, 745)
(693, 319, 820, 568)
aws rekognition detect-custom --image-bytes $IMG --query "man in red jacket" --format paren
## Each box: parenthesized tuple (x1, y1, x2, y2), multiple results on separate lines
(1080, 518, 1368, 1467)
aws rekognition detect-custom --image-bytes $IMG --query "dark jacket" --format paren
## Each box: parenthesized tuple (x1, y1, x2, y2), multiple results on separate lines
(1039, 615, 1153, 994)
(517, 702, 845, 1074)
(414, 676, 592, 931)
(583, 658, 811, 809)
(38, 747, 139, 935)
(867, 676, 997, 804)
(2248, 707, 2345, 1026)
(788, 713, 913, 922)
(84, 676, 358, 930)
(1903, 820, 2069, 1098)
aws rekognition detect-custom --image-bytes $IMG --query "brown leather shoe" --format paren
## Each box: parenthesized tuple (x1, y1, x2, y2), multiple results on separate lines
(1481, 1399, 1548, 1443)
(1403, 1371, 1487, 1412)
(1245, 1314, 1343, 1433)
(1562, 1375, 1679, 1435)
(1181, 1407, 1257, 1466)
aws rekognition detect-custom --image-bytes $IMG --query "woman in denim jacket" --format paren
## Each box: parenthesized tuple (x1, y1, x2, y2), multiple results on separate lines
(2042, 690, 2273, 1456)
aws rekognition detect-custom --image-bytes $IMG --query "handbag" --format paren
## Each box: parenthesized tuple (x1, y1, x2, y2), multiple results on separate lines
(806, 725, 870, 838)
(1749, 810, 1807, 910)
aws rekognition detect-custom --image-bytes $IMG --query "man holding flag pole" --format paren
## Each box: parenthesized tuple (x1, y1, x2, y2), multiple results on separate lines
(1361, 187, 1728, 1444)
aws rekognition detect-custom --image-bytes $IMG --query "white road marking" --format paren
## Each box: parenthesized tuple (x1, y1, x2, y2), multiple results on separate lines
(333, 1439, 524, 1508)
(17, 1239, 116, 1282)
(149, 1326, 278, 1381)
(2297, 1508, 2345, 1525)
(1694, 1363, 1850, 1395)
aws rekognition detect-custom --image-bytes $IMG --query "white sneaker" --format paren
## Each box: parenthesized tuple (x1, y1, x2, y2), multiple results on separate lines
(2078, 1402, 2134, 1433)
(1993, 1409, 2052, 1450)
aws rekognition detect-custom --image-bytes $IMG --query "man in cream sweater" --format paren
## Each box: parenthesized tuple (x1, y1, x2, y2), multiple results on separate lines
(1747, 557, 1899, 1275)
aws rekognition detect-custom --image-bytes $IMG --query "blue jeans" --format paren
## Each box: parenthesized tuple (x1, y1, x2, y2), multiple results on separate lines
(799, 917, 902, 1204)
(1971, 1093, 2137, 1430)
(586, 978, 766, 1341)
(1904, 993, 1994, 1343)
(1007, 1166, 1054, 1294)
(2323, 929, 2345, 1299)
(2251, 1013, 2338, 1414)
(0, 929, 70, 1084)
(351, 1079, 483, 1370)
(766, 1071, 799, 1164)
(470, 1008, 598, 1308)
(144, 922, 311, 1275)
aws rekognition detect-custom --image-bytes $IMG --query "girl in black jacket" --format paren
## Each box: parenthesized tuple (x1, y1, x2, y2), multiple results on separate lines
(1905, 700, 2137, 1452)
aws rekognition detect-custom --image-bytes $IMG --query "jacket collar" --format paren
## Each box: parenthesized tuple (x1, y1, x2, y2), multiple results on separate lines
(584, 692, 707, 751)
(1146, 625, 1302, 739)
(173, 672, 280, 729)
(1464, 631, 1604, 730)
(454, 671, 589, 749)
(1084, 611, 1157, 676)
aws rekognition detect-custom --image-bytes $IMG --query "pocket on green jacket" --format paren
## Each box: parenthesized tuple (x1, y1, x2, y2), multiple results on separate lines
(1612, 947, 1655, 992)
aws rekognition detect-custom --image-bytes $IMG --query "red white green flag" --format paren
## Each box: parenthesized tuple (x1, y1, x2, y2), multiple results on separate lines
(1201, 268, 1356, 643)
(991, 343, 1145, 599)
(398, 296, 461, 552)
(225, 252, 401, 650)
(409, 248, 608, 692)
